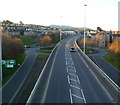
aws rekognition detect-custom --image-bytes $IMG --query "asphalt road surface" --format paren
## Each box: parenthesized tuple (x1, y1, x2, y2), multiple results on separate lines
(27, 35, 113, 104)
(2, 53, 36, 103)
(2, 44, 49, 103)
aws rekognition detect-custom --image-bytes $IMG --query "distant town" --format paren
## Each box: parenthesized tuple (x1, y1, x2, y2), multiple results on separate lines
(0, 20, 120, 48)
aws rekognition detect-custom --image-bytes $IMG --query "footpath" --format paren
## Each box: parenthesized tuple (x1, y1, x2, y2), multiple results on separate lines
(87, 47, 120, 87)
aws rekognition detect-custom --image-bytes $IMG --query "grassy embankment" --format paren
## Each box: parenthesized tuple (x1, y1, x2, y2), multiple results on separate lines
(103, 54, 120, 70)
(20, 37, 37, 45)
(2, 54, 26, 85)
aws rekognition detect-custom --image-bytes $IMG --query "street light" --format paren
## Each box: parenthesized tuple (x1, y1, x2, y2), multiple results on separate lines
(59, 15, 62, 41)
(84, 4, 87, 53)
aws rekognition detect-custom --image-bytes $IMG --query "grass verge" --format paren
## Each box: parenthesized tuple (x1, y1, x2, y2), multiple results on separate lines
(2, 54, 26, 85)
(81, 48, 98, 54)
(20, 37, 36, 45)
(103, 54, 120, 70)
(40, 48, 53, 53)
(36, 54, 49, 59)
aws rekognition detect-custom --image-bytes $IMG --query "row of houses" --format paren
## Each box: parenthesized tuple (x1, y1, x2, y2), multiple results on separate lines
(1, 23, 60, 36)
(89, 30, 120, 48)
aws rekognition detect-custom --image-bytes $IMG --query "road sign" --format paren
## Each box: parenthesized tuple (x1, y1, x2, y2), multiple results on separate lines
(9, 60, 16, 65)
(2, 60, 6, 65)
(5, 64, 14, 68)
(2, 59, 16, 68)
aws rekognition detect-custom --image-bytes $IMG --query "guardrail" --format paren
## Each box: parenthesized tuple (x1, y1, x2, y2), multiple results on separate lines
(74, 38, 120, 103)
(26, 41, 62, 104)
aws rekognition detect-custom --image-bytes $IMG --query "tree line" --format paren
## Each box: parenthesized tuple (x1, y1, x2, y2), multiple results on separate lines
(38, 31, 60, 46)
(2, 33, 24, 59)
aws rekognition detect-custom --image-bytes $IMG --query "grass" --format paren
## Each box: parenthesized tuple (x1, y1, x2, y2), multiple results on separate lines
(20, 37, 36, 45)
(40, 48, 53, 53)
(81, 48, 98, 54)
(52, 39, 60, 44)
(103, 53, 120, 70)
(37, 39, 60, 47)
(36, 54, 49, 59)
(2, 54, 26, 85)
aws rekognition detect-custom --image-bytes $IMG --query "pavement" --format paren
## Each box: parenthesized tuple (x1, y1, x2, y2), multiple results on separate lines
(87, 47, 120, 87)
(27, 35, 113, 103)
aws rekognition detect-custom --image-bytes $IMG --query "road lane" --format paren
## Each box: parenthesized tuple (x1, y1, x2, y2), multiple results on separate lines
(27, 35, 114, 104)
(2, 53, 36, 103)
(43, 39, 70, 103)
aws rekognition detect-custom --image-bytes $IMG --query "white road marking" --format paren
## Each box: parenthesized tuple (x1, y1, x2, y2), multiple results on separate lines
(67, 66, 76, 71)
(65, 40, 87, 104)
(71, 94, 83, 100)
(68, 72, 77, 77)
(70, 85, 81, 90)
(67, 75, 70, 84)
(81, 89, 87, 103)
(66, 61, 74, 66)
(76, 75, 80, 84)
(66, 67, 76, 73)
(69, 89, 73, 104)
(68, 73, 80, 84)
(69, 78, 78, 83)
(65, 57, 72, 60)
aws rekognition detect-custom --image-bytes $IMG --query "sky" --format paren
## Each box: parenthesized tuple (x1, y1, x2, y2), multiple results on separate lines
(0, 0, 119, 31)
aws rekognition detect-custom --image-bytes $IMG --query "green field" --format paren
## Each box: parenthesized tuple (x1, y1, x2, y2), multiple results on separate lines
(103, 54, 120, 70)
(20, 37, 36, 45)
(36, 54, 49, 59)
(2, 54, 26, 85)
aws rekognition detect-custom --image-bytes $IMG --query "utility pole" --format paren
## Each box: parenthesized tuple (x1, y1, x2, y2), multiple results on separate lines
(59, 15, 62, 41)
(0, 22, 2, 105)
(84, 4, 87, 53)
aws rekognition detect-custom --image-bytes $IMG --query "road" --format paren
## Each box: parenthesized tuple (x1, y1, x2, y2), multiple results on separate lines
(87, 46, 120, 87)
(2, 44, 50, 103)
(27, 35, 113, 103)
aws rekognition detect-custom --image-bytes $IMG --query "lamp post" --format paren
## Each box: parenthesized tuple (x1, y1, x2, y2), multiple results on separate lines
(59, 15, 62, 41)
(84, 4, 87, 53)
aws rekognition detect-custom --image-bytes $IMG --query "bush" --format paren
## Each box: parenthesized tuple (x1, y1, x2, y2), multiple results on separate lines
(38, 35, 52, 46)
(108, 38, 120, 54)
(2, 33, 24, 59)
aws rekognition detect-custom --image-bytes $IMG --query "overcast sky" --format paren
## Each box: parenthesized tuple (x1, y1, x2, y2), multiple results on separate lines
(0, 0, 119, 30)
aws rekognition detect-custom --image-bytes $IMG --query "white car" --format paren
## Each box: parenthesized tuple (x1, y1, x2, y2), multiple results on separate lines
(70, 47, 75, 52)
